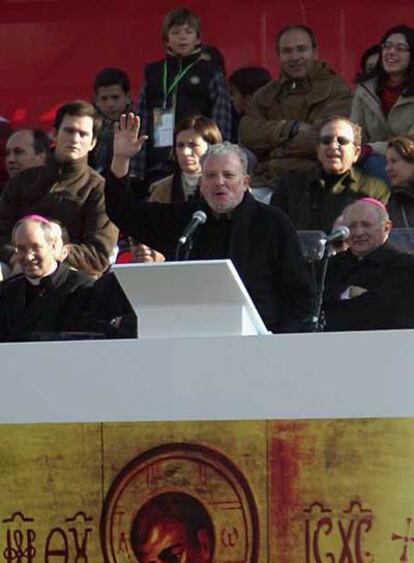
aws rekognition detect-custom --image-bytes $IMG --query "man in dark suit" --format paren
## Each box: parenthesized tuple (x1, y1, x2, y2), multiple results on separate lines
(324, 197, 414, 331)
(0, 215, 94, 342)
(105, 114, 315, 333)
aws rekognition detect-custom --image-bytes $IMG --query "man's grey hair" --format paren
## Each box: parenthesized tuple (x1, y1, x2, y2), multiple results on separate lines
(343, 199, 390, 223)
(12, 215, 57, 246)
(201, 142, 249, 175)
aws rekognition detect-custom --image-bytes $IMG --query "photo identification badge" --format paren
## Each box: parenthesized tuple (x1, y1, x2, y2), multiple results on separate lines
(153, 108, 174, 148)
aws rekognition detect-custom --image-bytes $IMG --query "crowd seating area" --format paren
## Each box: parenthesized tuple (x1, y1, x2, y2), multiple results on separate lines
(0, 6, 414, 341)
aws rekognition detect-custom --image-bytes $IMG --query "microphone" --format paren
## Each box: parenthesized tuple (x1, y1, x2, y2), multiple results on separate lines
(325, 226, 350, 243)
(178, 210, 207, 245)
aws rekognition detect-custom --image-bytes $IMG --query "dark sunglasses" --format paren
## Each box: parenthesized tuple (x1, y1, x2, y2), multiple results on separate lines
(318, 135, 353, 146)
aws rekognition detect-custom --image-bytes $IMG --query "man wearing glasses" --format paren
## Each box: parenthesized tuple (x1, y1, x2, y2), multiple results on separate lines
(271, 117, 390, 232)
(351, 25, 414, 183)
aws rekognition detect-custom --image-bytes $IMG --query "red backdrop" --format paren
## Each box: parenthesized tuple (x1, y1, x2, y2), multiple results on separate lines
(0, 0, 413, 131)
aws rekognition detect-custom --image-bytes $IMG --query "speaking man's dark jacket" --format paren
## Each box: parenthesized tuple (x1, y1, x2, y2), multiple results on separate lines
(0, 261, 94, 342)
(324, 241, 414, 331)
(105, 172, 315, 333)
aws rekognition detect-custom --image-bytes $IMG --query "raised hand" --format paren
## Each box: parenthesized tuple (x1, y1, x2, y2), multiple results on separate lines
(114, 113, 148, 158)
(111, 113, 148, 178)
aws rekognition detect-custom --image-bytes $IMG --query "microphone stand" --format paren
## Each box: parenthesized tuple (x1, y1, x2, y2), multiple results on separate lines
(311, 240, 335, 332)
(175, 236, 193, 261)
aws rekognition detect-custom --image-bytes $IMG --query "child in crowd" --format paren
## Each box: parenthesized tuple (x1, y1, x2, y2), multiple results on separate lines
(130, 7, 232, 189)
(228, 66, 272, 142)
(229, 66, 272, 116)
(89, 67, 132, 173)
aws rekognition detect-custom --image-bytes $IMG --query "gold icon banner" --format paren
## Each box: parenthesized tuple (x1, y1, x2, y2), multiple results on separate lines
(0, 418, 413, 562)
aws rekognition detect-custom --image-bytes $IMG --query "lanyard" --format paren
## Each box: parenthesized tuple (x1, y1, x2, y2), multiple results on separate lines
(162, 57, 200, 108)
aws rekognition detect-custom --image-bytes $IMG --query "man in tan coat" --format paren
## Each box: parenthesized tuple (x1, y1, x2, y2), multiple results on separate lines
(239, 25, 353, 187)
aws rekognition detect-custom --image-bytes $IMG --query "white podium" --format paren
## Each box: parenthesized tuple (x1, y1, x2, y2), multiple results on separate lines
(113, 259, 268, 338)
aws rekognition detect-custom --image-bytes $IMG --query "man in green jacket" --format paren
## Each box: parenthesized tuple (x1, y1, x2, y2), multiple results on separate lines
(239, 25, 353, 187)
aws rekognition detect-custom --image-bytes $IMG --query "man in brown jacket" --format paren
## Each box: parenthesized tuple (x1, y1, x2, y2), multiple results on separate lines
(0, 101, 118, 276)
(239, 25, 353, 187)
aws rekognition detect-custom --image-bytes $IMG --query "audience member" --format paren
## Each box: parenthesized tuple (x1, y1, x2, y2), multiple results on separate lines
(354, 44, 380, 83)
(271, 116, 389, 231)
(228, 66, 272, 143)
(385, 135, 414, 227)
(0, 100, 118, 277)
(324, 198, 414, 331)
(229, 66, 272, 117)
(1, 218, 71, 279)
(105, 114, 315, 333)
(149, 115, 222, 203)
(130, 7, 232, 187)
(90, 67, 132, 173)
(239, 24, 352, 187)
(351, 25, 414, 182)
(0, 215, 94, 342)
(0, 116, 13, 192)
(5, 128, 50, 178)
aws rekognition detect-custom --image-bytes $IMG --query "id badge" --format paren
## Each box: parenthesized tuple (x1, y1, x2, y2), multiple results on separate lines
(153, 108, 174, 148)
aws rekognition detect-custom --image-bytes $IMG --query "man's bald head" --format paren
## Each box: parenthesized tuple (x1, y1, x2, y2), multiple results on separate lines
(5, 129, 50, 178)
(343, 199, 392, 257)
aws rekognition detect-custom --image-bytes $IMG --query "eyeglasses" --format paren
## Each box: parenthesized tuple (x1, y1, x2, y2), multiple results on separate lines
(318, 135, 354, 146)
(381, 41, 410, 53)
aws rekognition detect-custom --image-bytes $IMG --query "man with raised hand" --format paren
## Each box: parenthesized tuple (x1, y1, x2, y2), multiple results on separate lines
(105, 113, 315, 333)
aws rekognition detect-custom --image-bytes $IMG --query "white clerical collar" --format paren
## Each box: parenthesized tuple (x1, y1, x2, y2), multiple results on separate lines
(26, 261, 58, 285)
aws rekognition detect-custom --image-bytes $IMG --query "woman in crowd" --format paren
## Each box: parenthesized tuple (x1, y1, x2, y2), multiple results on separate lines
(351, 25, 414, 182)
(116, 115, 222, 263)
(385, 135, 414, 227)
(228, 66, 272, 142)
(148, 114, 222, 203)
